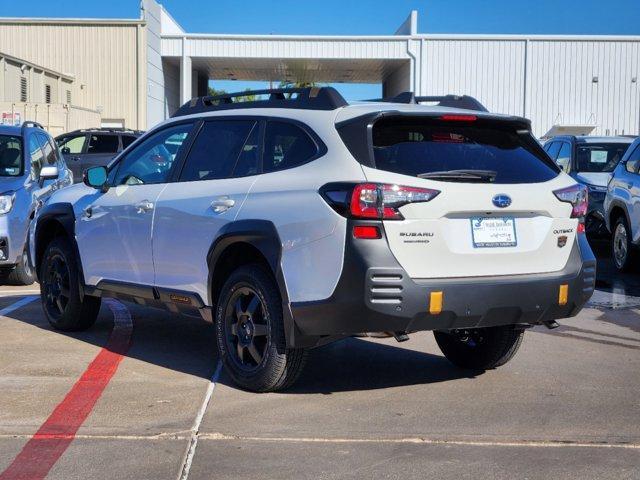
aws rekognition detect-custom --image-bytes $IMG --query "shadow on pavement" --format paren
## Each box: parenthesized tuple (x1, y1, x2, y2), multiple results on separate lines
(3, 296, 473, 393)
(283, 336, 476, 394)
(589, 238, 640, 297)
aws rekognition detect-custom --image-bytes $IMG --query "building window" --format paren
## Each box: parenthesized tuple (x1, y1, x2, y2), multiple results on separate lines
(66, 90, 71, 105)
(45, 85, 51, 104)
(20, 77, 28, 102)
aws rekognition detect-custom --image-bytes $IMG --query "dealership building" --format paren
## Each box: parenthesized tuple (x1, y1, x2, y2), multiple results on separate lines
(0, 0, 638, 137)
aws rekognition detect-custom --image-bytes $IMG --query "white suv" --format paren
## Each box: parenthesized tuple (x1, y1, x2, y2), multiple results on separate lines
(32, 88, 596, 392)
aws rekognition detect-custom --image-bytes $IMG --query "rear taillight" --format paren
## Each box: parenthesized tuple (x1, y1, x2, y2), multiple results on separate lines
(350, 183, 440, 220)
(554, 184, 588, 232)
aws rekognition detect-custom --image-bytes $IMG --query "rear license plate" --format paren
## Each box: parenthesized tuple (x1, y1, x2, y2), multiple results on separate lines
(471, 217, 517, 248)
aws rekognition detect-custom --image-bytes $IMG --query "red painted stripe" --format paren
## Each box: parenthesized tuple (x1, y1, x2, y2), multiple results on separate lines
(0, 301, 132, 480)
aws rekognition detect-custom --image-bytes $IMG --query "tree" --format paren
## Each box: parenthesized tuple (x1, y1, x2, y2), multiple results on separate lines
(207, 87, 227, 97)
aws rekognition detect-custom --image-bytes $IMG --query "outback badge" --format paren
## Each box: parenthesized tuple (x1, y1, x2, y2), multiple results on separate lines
(557, 235, 568, 248)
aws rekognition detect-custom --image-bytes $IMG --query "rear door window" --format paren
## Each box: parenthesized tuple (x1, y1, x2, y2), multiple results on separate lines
(87, 134, 119, 154)
(179, 120, 257, 182)
(263, 121, 318, 173)
(121, 135, 137, 149)
(370, 117, 559, 184)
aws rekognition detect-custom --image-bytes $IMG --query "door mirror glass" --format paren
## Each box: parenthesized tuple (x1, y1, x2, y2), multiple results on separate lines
(84, 166, 108, 190)
(39, 165, 59, 185)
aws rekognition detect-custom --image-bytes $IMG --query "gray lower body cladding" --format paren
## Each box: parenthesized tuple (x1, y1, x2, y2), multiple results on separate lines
(291, 221, 596, 337)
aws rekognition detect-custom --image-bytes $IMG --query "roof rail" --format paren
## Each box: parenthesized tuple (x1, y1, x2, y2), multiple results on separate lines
(172, 87, 348, 118)
(21, 121, 44, 131)
(68, 127, 144, 134)
(380, 92, 489, 112)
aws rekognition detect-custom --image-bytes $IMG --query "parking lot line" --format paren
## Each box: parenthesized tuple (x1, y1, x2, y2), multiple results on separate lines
(178, 360, 223, 480)
(0, 296, 37, 316)
(0, 299, 133, 480)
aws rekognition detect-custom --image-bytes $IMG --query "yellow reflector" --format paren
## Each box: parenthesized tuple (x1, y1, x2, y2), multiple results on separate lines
(429, 291, 443, 314)
(558, 284, 569, 306)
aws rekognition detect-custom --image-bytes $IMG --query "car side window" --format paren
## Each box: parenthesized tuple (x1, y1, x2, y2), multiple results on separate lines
(28, 134, 44, 180)
(556, 142, 571, 173)
(263, 121, 318, 173)
(545, 141, 561, 160)
(57, 134, 86, 154)
(36, 133, 57, 165)
(121, 135, 137, 149)
(87, 134, 119, 154)
(179, 120, 257, 182)
(112, 123, 193, 186)
(625, 146, 640, 174)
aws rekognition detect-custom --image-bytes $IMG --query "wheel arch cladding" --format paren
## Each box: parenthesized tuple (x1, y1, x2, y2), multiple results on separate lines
(206, 220, 298, 346)
(608, 201, 632, 232)
(34, 203, 79, 282)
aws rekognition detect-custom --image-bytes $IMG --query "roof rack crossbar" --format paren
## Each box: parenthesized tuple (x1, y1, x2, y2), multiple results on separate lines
(172, 86, 348, 117)
(378, 92, 489, 112)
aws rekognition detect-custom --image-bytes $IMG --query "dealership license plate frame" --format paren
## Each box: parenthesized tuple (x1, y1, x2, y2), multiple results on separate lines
(471, 216, 517, 248)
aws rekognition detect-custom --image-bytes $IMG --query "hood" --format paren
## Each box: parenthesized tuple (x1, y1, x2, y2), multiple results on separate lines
(0, 176, 26, 194)
(575, 172, 611, 188)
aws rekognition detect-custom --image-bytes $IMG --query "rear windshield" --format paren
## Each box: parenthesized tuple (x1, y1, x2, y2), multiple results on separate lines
(575, 143, 630, 173)
(0, 135, 22, 177)
(370, 117, 559, 184)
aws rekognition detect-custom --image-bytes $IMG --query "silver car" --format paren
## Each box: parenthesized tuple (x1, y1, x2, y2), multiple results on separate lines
(0, 122, 72, 284)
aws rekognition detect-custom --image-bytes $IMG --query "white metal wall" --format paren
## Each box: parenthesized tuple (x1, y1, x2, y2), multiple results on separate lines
(420, 37, 640, 137)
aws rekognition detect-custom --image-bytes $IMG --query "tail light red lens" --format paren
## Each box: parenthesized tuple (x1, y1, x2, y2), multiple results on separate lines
(440, 114, 477, 122)
(350, 183, 440, 220)
(553, 184, 588, 222)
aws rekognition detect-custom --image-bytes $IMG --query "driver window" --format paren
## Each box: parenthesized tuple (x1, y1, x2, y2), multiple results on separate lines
(112, 123, 193, 186)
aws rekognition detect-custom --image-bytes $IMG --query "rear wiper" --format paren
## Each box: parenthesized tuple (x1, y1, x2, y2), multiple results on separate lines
(417, 169, 497, 183)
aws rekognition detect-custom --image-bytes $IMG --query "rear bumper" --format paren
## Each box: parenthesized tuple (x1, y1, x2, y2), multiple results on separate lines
(291, 223, 596, 340)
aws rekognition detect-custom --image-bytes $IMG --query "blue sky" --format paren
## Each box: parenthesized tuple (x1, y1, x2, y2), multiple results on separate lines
(2, 0, 639, 99)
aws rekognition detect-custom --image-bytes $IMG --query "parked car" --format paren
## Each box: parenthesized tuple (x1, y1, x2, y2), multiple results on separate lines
(55, 128, 143, 181)
(603, 136, 640, 271)
(32, 88, 595, 392)
(0, 122, 72, 285)
(543, 135, 634, 236)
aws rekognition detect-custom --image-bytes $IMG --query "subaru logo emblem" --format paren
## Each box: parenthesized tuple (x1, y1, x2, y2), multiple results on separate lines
(492, 194, 511, 208)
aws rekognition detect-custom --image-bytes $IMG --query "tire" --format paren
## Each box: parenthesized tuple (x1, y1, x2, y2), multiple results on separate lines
(612, 216, 635, 272)
(434, 326, 524, 370)
(5, 246, 35, 286)
(215, 264, 307, 392)
(40, 236, 101, 331)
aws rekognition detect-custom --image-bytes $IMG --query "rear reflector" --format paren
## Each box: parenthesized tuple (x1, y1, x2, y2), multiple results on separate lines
(353, 225, 381, 239)
(558, 284, 569, 306)
(429, 291, 443, 314)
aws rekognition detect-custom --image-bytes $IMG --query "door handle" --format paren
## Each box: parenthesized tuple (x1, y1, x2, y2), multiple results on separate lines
(83, 206, 93, 218)
(211, 196, 235, 213)
(135, 200, 154, 213)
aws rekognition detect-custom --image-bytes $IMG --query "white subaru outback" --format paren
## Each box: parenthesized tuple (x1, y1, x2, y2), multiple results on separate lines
(32, 87, 596, 392)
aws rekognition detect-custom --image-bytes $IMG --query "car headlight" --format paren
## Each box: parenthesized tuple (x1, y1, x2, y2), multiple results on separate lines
(0, 193, 14, 215)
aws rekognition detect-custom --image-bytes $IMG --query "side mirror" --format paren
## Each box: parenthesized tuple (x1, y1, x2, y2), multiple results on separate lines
(61, 147, 71, 155)
(83, 166, 109, 191)
(39, 165, 59, 186)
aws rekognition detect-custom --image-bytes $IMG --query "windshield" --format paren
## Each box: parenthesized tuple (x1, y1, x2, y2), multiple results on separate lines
(0, 135, 22, 177)
(575, 143, 630, 173)
(370, 118, 559, 184)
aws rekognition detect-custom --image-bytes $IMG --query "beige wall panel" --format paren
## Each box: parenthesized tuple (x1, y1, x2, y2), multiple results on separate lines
(0, 22, 142, 128)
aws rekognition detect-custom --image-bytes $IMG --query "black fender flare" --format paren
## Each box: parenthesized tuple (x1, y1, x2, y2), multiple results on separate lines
(607, 199, 632, 234)
(34, 202, 86, 293)
(206, 220, 299, 347)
